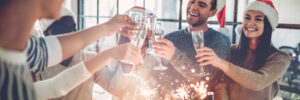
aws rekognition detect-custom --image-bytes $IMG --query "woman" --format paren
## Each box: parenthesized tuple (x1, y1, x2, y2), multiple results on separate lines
(0, 0, 142, 100)
(195, 0, 291, 100)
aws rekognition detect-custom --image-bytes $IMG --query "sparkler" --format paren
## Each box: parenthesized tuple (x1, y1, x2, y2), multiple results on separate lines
(173, 77, 213, 100)
(130, 74, 158, 100)
(123, 68, 213, 100)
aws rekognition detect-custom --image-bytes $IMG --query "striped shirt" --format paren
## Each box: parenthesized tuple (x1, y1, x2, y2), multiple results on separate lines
(1, 35, 62, 100)
(27, 35, 49, 74)
(26, 35, 62, 75)
(0, 48, 36, 100)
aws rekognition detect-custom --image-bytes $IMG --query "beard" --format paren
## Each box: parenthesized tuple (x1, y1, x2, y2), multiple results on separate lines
(191, 19, 206, 27)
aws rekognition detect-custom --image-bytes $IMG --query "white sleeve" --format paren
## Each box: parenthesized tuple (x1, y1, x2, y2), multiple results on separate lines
(45, 36, 63, 67)
(34, 62, 92, 100)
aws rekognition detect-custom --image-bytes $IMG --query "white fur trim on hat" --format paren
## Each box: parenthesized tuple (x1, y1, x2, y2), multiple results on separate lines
(216, 0, 226, 14)
(39, 7, 77, 31)
(244, 1, 279, 31)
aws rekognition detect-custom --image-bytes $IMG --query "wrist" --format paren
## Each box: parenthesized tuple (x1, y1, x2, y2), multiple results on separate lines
(219, 60, 230, 73)
(99, 22, 114, 37)
(101, 49, 114, 62)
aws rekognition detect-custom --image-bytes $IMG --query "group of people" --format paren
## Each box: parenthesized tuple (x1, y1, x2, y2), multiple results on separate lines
(0, 0, 292, 100)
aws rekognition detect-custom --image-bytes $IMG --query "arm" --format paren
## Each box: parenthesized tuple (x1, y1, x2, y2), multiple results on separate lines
(93, 54, 156, 97)
(152, 38, 202, 81)
(224, 53, 291, 91)
(57, 14, 134, 63)
(34, 43, 143, 99)
(28, 15, 135, 73)
(93, 63, 141, 97)
(196, 48, 291, 91)
(34, 62, 91, 100)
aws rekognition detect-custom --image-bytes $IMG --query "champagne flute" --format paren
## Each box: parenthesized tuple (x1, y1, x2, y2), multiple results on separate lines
(120, 11, 148, 75)
(152, 22, 168, 70)
(192, 30, 209, 77)
(146, 14, 157, 55)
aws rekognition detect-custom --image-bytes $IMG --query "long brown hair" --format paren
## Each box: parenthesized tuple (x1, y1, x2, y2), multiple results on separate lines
(231, 17, 276, 71)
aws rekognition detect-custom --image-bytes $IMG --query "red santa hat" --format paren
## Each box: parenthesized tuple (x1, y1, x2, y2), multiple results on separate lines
(216, 0, 226, 15)
(216, 0, 226, 27)
(216, 0, 227, 35)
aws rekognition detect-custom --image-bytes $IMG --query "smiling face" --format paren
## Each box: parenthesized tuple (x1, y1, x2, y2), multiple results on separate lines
(243, 10, 265, 39)
(186, 0, 216, 27)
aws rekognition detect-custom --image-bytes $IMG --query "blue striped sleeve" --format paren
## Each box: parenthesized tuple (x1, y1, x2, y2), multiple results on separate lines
(26, 35, 49, 74)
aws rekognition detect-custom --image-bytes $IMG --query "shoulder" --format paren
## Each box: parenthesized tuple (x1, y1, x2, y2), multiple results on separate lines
(165, 29, 187, 39)
(268, 49, 292, 62)
(208, 28, 230, 43)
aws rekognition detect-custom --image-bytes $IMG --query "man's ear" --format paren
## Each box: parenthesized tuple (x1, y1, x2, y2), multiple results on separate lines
(209, 9, 217, 17)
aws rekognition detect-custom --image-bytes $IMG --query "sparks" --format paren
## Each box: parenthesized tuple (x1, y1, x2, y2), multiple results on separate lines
(131, 74, 158, 100)
(173, 79, 213, 100)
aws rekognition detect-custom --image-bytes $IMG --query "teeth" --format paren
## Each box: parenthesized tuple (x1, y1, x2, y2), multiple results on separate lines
(247, 28, 256, 31)
(189, 11, 198, 17)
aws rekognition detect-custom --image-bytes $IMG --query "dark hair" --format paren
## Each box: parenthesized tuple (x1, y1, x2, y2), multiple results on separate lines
(232, 17, 276, 71)
(44, 16, 77, 36)
(210, 0, 217, 11)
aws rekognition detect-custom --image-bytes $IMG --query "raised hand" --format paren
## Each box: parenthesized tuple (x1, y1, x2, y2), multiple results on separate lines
(108, 43, 143, 65)
(195, 47, 230, 72)
(104, 14, 135, 35)
(152, 38, 176, 60)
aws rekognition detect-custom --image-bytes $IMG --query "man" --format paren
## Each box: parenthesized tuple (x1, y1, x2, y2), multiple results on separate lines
(0, 0, 142, 100)
(153, 0, 230, 95)
(91, 7, 188, 100)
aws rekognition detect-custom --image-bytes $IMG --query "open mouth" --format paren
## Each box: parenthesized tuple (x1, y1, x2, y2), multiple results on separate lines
(245, 27, 258, 32)
(189, 11, 199, 17)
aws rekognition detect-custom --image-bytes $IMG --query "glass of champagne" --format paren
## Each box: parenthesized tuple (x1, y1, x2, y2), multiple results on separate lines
(120, 11, 148, 75)
(192, 30, 209, 77)
(146, 14, 157, 55)
(152, 22, 168, 70)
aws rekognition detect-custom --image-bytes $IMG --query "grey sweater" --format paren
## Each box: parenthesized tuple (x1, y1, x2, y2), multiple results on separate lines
(164, 28, 231, 88)
(225, 45, 291, 100)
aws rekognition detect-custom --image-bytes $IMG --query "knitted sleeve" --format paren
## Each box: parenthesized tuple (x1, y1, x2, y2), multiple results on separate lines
(226, 51, 291, 91)
(34, 62, 92, 100)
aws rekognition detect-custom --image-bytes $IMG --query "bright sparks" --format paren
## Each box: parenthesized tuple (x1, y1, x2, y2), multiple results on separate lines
(173, 77, 212, 100)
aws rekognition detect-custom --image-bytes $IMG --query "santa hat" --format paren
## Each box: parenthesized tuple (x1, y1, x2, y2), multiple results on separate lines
(236, 0, 278, 35)
(216, 0, 226, 15)
(216, 0, 229, 38)
(39, 7, 77, 31)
